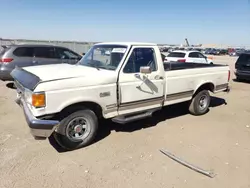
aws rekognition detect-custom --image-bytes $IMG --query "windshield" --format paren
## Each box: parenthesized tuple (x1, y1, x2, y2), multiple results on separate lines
(78, 45, 127, 70)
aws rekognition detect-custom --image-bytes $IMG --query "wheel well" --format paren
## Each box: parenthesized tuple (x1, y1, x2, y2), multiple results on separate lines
(59, 102, 103, 119)
(195, 83, 215, 95)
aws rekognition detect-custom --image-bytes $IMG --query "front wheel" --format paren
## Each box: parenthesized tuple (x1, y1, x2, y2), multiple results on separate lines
(189, 90, 211, 116)
(53, 109, 98, 150)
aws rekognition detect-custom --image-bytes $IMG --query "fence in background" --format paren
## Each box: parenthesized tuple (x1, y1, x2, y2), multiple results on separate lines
(1, 38, 249, 52)
(0, 38, 97, 54)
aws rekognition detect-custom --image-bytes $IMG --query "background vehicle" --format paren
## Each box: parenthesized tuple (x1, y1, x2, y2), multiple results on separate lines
(12, 42, 230, 150)
(205, 48, 218, 55)
(0, 44, 82, 81)
(235, 52, 250, 81)
(229, 48, 246, 56)
(164, 50, 213, 64)
(217, 49, 228, 55)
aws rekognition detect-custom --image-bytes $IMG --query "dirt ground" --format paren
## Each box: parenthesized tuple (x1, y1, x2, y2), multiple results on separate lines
(1, 56, 250, 188)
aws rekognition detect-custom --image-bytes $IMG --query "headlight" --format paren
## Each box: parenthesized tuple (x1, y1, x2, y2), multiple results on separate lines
(31, 92, 46, 108)
(24, 89, 32, 104)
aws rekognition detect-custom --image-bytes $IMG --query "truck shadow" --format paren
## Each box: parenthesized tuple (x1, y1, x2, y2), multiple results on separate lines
(6, 82, 16, 89)
(49, 96, 226, 153)
(99, 96, 227, 133)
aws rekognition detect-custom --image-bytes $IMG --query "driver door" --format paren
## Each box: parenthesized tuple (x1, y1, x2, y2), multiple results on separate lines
(118, 46, 165, 115)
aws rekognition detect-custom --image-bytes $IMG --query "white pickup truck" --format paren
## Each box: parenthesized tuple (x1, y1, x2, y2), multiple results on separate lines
(11, 42, 231, 150)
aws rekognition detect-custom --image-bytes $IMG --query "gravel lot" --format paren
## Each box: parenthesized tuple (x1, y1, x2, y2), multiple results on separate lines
(1, 56, 250, 188)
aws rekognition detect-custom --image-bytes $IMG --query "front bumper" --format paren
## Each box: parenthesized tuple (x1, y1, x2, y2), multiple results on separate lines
(15, 97, 59, 138)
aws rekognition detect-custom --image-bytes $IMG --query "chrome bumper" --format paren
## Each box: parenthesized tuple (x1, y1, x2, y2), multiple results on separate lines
(15, 97, 59, 138)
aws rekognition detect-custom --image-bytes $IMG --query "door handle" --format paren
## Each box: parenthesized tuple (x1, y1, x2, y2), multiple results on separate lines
(155, 75, 164, 80)
(134, 73, 140, 79)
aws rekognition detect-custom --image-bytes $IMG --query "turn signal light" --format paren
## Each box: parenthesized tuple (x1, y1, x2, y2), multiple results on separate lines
(228, 70, 231, 82)
(32, 93, 46, 108)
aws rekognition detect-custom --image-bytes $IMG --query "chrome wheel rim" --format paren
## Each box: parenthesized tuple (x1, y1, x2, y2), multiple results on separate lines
(66, 117, 91, 142)
(199, 95, 208, 111)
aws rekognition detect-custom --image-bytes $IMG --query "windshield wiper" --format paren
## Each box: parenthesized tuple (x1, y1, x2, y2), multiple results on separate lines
(96, 65, 115, 70)
(85, 62, 99, 70)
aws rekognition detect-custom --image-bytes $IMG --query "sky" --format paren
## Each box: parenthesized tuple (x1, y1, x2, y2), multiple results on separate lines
(0, 0, 250, 46)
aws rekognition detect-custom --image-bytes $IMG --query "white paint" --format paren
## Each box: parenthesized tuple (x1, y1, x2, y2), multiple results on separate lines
(15, 42, 230, 120)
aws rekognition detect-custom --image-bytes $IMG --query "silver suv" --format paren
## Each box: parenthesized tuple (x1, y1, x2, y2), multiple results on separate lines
(0, 44, 82, 81)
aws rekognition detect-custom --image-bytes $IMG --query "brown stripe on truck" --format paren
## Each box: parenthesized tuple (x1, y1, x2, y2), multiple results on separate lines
(166, 90, 194, 101)
(119, 96, 164, 111)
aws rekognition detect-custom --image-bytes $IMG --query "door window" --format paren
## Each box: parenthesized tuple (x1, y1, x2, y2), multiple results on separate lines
(123, 48, 157, 73)
(197, 53, 206, 58)
(188, 52, 200, 58)
(55, 48, 80, 59)
(13, 47, 34, 57)
(34, 47, 56, 58)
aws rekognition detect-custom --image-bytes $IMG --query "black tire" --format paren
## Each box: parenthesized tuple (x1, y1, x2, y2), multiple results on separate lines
(189, 90, 211, 116)
(210, 62, 213, 65)
(53, 108, 98, 150)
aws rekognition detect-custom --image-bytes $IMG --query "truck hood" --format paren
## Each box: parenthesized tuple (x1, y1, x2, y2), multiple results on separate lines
(11, 64, 116, 91)
(22, 63, 109, 82)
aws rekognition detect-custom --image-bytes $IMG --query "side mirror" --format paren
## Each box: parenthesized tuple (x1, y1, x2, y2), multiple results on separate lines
(140, 66, 151, 74)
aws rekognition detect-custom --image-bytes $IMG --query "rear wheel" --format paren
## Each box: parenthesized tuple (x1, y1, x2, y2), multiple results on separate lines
(53, 108, 98, 150)
(189, 90, 211, 116)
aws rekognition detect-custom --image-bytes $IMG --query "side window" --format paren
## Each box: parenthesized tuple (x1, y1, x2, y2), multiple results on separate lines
(237, 54, 250, 64)
(123, 48, 157, 73)
(188, 52, 199, 58)
(197, 53, 205, 58)
(34, 47, 55, 59)
(56, 48, 80, 59)
(13, 47, 34, 57)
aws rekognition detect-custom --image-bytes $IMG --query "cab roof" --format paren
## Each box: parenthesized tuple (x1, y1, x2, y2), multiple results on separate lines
(96, 42, 157, 46)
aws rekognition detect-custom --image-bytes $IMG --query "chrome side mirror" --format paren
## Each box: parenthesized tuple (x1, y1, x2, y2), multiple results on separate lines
(140, 66, 151, 74)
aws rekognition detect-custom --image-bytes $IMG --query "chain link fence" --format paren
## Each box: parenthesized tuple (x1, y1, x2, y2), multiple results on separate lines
(0, 38, 97, 54)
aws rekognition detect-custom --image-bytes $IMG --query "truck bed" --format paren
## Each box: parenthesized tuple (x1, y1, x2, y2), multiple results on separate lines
(164, 61, 230, 106)
(164, 62, 227, 71)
